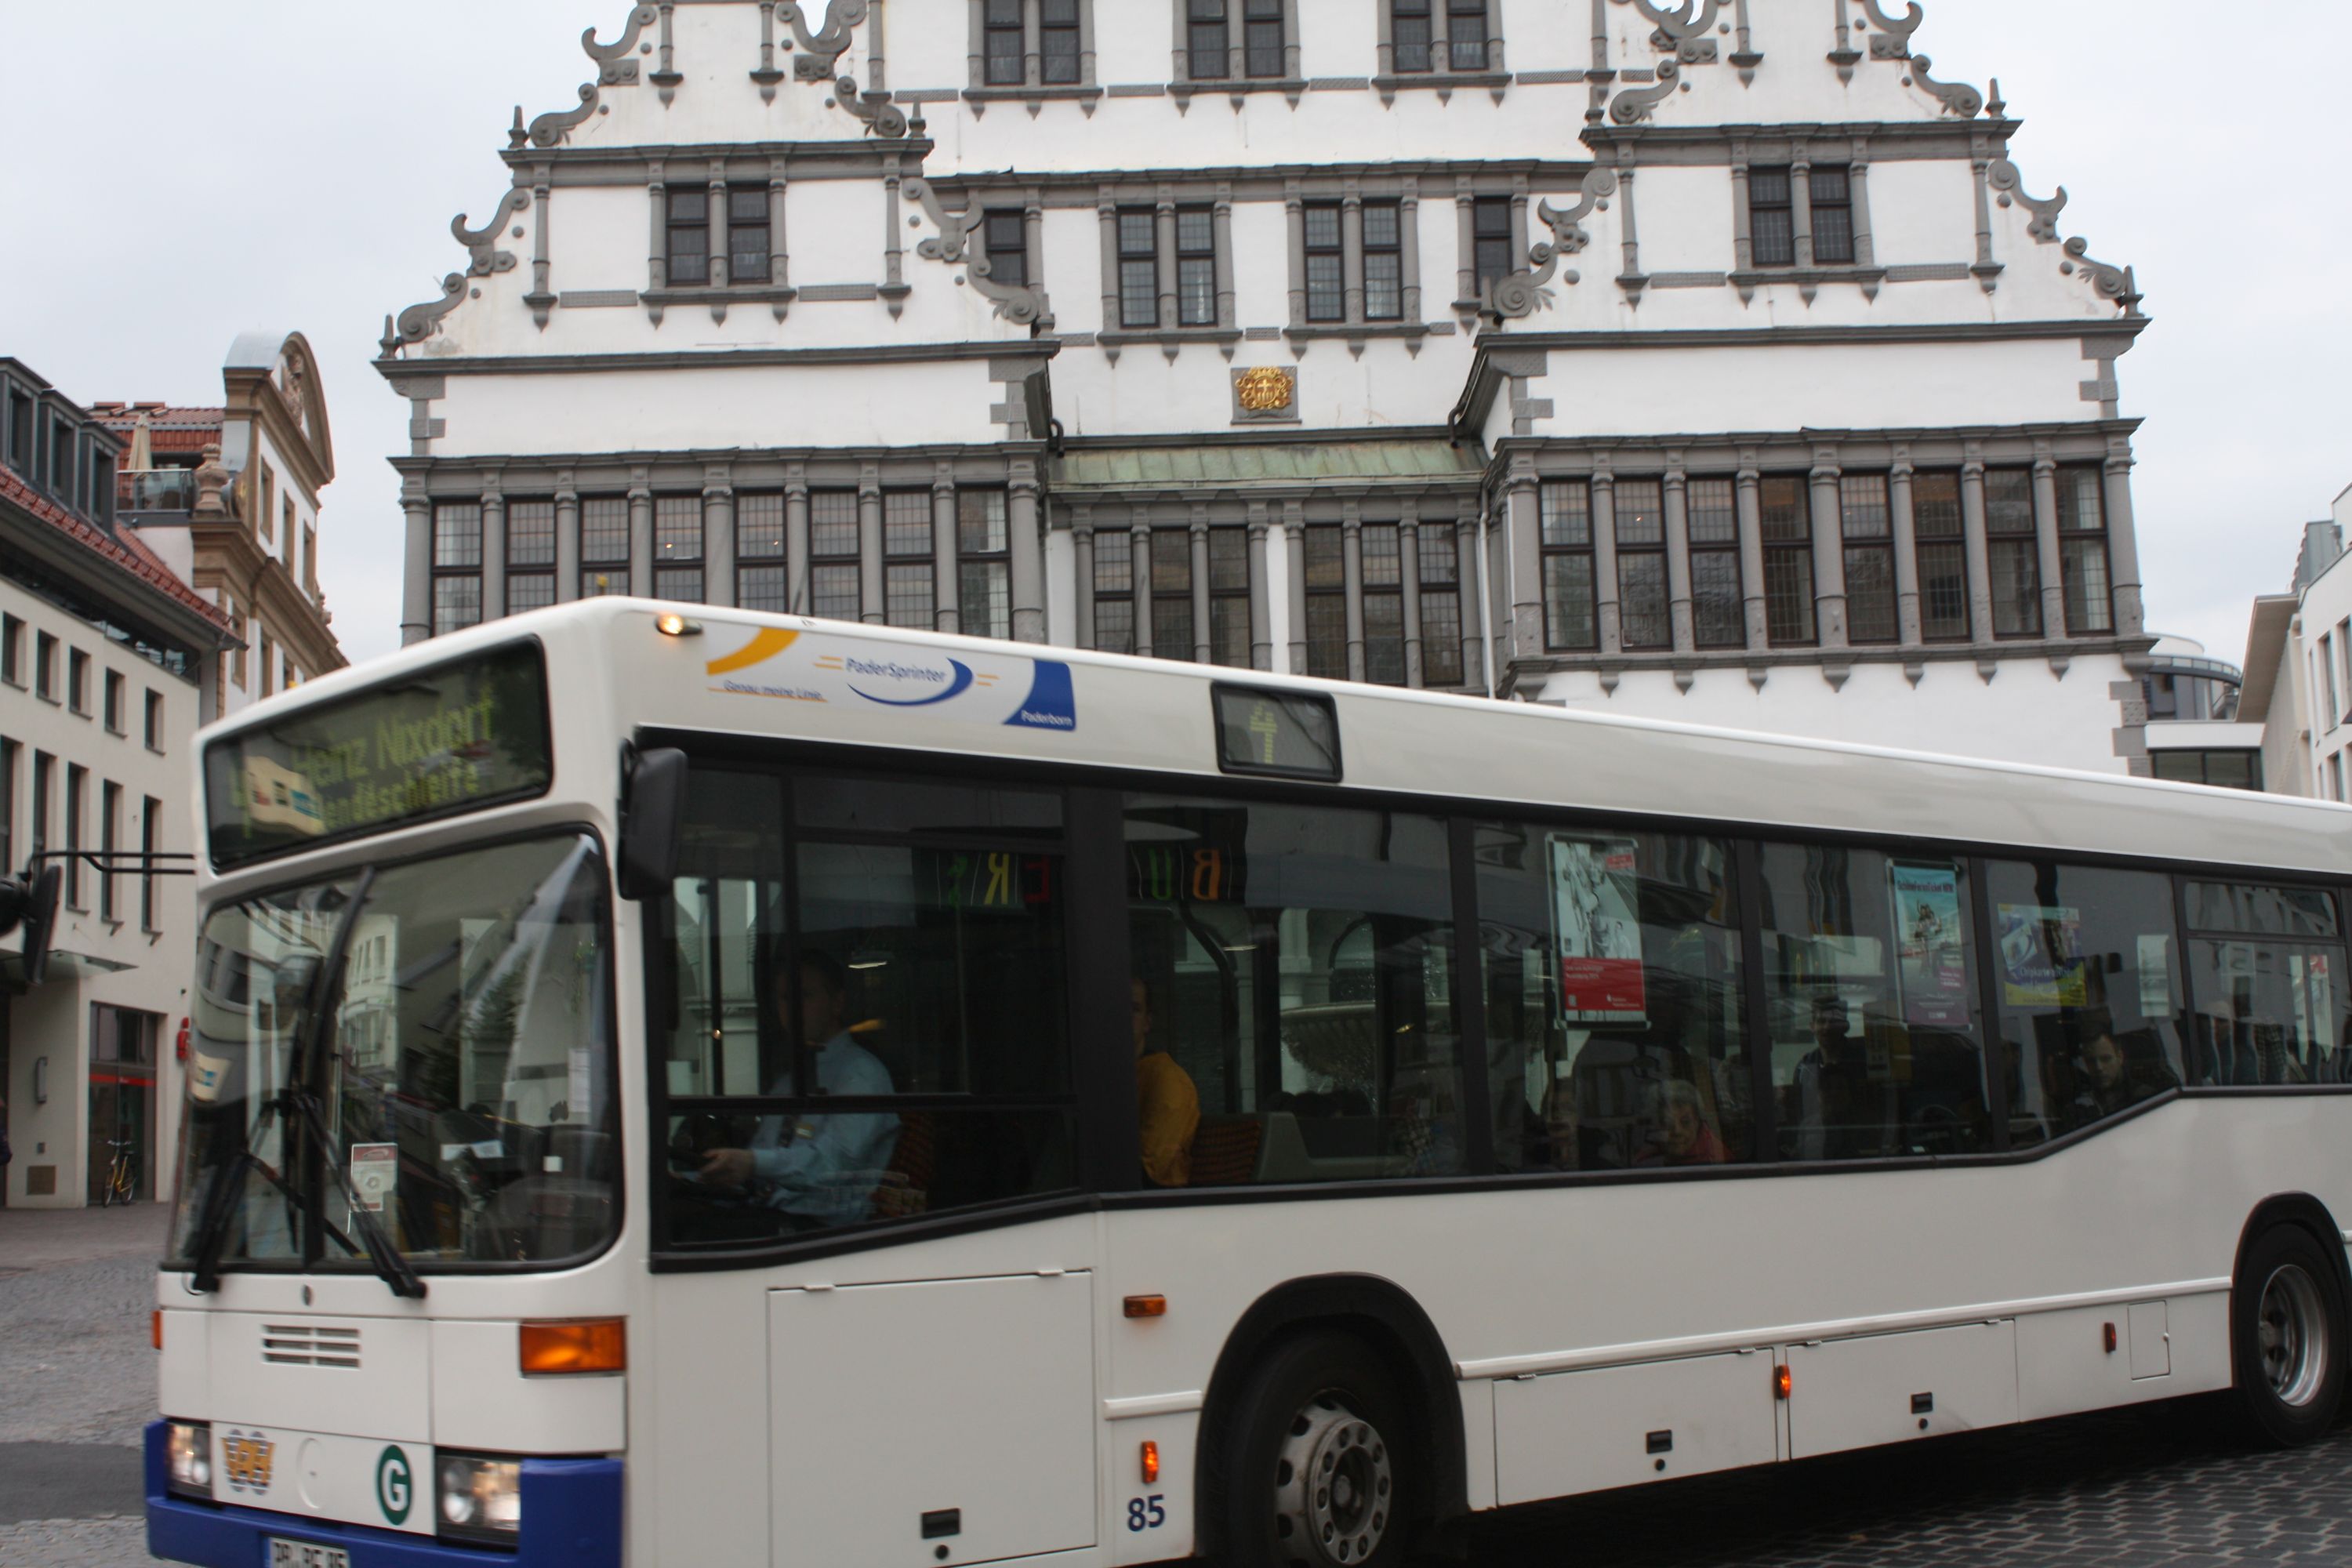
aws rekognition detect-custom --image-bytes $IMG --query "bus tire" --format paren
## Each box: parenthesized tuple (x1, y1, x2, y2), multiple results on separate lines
(1214, 1331, 1417, 1568)
(2231, 1221, 2348, 1446)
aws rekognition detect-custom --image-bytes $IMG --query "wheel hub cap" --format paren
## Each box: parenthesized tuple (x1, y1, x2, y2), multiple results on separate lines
(1273, 1394, 1392, 1566)
(2257, 1263, 2328, 1408)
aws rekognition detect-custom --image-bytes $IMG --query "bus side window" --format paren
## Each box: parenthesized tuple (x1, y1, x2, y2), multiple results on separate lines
(1125, 795, 1465, 1189)
(1759, 846, 1989, 1162)
(1475, 823, 1751, 1174)
(2181, 880, 2343, 1089)
(1984, 861, 2186, 1138)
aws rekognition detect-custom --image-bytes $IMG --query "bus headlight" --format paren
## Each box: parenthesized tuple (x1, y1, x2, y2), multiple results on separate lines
(436, 1452, 523, 1544)
(165, 1421, 212, 1500)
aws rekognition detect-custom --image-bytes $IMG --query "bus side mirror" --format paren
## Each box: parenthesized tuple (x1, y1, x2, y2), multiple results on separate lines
(618, 747, 688, 902)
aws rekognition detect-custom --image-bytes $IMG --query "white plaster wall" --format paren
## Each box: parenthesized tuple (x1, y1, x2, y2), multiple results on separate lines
(1530, 654, 2138, 777)
(1632, 165, 1738, 276)
(1037, 207, 1102, 336)
(2293, 552, 2352, 800)
(0, 574, 200, 1207)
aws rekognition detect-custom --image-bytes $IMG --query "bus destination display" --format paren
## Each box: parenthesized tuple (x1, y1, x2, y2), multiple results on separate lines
(205, 642, 553, 867)
(1210, 686, 1342, 782)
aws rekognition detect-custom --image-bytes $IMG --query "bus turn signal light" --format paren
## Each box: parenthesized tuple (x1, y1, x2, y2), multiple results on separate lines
(1142, 1442, 1160, 1484)
(1123, 1295, 1167, 1319)
(1774, 1364, 1791, 1400)
(153, 1311, 163, 1351)
(520, 1318, 627, 1375)
(2103, 1322, 2118, 1354)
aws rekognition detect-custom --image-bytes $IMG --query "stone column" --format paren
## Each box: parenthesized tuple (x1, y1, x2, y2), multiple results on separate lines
(1849, 136, 1877, 270)
(1155, 190, 1178, 332)
(1592, 465, 1621, 655)
(1096, 191, 1121, 331)
(932, 465, 960, 634)
(708, 159, 731, 289)
(1400, 510, 1425, 688)
(1959, 451, 1994, 644)
(1736, 455, 1768, 652)
(1189, 506, 1212, 662)
(1284, 182, 1308, 327)
(1809, 449, 1847, 648)
(1454, 180, 1478, 307)
(1131, 516, 1155, 657)
(1341, 500, 1367, 681)
(400, 481, 432, 645)
(627, 470, 654, 599)
(1283, 500, 1308, 673)
(554, 478, 581, 603)
(1889, 452, 1921, 645)
(1072, 511, 1097, 648)
(1341, 184, 1367, 325)
(785, 464, 811, 614)
(1010, 463, 1044, 643)
(1247, 500, 1273, 671)
(1023, 194, 1046, 315)
(1456, 510, 1483, 689)
(1790, 140, 1815, 269)
(2103, 444, 2146, 637)
(480, 477, 507, 623)
(704, 465, 735, 608)
(1506, 463, 1543, 665)
(1399, 178, 1424, 321)
(1664, 462, 1693, 654)
(1213, 187, 1237, 329)
(857, 466, 884, 624)
(2032, 452, 2067, 637)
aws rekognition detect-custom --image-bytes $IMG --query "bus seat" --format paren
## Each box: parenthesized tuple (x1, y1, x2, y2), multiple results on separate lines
(1254, 1112, 1386, 1184)
(870, 1111, 937, 1219)
(1188, 1115, 1265, 1187)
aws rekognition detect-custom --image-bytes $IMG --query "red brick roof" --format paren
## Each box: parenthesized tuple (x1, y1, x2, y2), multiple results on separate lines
(0, 465, 233, 635)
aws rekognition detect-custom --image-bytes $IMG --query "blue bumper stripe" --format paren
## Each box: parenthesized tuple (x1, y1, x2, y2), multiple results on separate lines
(146, 1423, 622, 1568)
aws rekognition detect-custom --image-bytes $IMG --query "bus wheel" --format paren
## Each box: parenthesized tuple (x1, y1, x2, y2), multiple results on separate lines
(2233, 1222, 2348, 1445)
(1219, 1333, 1413, 1568)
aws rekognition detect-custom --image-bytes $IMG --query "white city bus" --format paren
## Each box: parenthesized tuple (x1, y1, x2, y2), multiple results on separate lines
(150, 599, 2350, 1568)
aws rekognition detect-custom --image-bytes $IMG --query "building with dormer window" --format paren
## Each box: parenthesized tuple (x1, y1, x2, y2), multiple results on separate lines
(385, 0, 2158, 775)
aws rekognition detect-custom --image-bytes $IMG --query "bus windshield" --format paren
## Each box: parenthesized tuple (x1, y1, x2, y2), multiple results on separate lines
(167, 832, 617, 1276)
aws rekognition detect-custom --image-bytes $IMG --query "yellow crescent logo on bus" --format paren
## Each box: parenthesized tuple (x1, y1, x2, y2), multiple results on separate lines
(706, 628, 800, 677)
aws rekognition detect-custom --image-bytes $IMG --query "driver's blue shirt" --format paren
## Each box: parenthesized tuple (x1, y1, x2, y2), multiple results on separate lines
(747, 1030, 898, 1225)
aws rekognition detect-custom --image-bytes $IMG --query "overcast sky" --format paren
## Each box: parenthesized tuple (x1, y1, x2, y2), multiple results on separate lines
(3, 2, 2342, 670)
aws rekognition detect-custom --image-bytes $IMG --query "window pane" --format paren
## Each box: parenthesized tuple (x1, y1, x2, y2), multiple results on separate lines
(432, 575, 481, 635)
(1984, 470, 2036, 534)
(1305, 254, 1345, 322)
(1421, 590, 1462, 684)
(1394, 11, 1432, 72)
(738, 492, 786, 560)
(1448, 7, 1488, 71)
(810, 492, 859, 557)
(960, 560, 1011, 640)
(1618, 553, 1668, 650)
(2188, 942, 2343, 1088)
(1152, 528, 1192, 593)
(1686, 477, 1737, 543)
(1093, 527, 1133, 592)
(2187, 882, 2339, 940)
(1613, 479, 1663, 546)
(1364, 253, 1403, 322)
(1483, 825, 1751, 1172)
(1985, 861, 2184, 1142)
(1845, 546, 1896, 643)
(1120, 260, 1160, 328)
(1417, 528, 1457, 586)
(2063, 539, 2113, 634)
(1094, 597, 1135, 656)
(1540, 481, 1590, 546)
(1178, 258, 1217, 326)
(506, 573, 556, 615)
(1761, 846, 1990, 1160)
(1118, 211, 1157, 256)
(1751, 207, 1794, 267)
(580, 565, 633, 597)
(1305, 593, 1348, 679)
(1365, 591, 1405, 684)
(655, 495, 702, 561)
(1913, 472, 1962, 537)
(508, 500, 556, 567)
(1362, 524, 1402, 587)
(1210, 593, 1251, 668)
(1303, 524, 1344, 589)
(1990, 539, 2041, 637)
(1919, 539, 1969, 640)
(2057, 468, 2105, 533)
(1189, 20, 1229, 78)
(1177, 208, 1214, 255)
(1691, 549, 1744, 648)
(811, 562, 861, 621)
(884, 491, 931, 557)
(1041, 23, 1080, 84)
(1126, 797, 1465, 1185)
(1152, 595, 1195, 661)
(655, 566, 704, 603)
(1764, 550, 1814, 645)
(433, 503, 482, 568)
(885, 562, 935, 628)
(1748, 168, 1790, 205)
(1544, 554, 1595, 651)
(1209, 528, 1248, 591)
(739, 564, 789, 614)
(581, 496, 630, 562)
(959, 489, 1008, 555)
(1839, 474, 1889, 539)
(1758, 476, 1808, 541)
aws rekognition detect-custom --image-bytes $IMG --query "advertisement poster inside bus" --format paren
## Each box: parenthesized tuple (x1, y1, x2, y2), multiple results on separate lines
(1997, 902, 2090, 1007)
(1549, 834, 1646, 1024)
(1890, 862, 1972, 1027)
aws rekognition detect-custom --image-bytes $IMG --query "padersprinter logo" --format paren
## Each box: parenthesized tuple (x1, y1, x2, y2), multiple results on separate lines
(376, 1446, 414, 1525)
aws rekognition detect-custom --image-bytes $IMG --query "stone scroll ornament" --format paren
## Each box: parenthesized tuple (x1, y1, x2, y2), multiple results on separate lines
(780, 0, 868, 82)
(1987, 155, 2138, 313)
(1486, 168, 1621, 321)
(583, 5, 659, 84)
(1608, 57, 1681, 124)
(903, 178, 1051, 327)
(452, 188, 532, 278)
(1986, 158, 2067, 244)
(1904, 54, 1982, 118)
(383, 274, 474, 354)
(1610, 0, 1722, 64)
(1855, 0, 1923, 60)
(828, 77, 909, 137)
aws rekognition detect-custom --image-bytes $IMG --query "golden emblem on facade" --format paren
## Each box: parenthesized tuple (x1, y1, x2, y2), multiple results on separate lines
(222, 1432, 276, 1494)
(1235, 366, 1296, 413)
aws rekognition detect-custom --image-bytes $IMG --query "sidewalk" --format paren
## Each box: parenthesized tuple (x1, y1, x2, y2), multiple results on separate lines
(0, 1202, 171, 1272)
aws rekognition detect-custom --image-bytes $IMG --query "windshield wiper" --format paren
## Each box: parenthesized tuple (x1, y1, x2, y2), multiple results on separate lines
(188, 1094, 364, 1294)
(285, 1080, 426, 1300)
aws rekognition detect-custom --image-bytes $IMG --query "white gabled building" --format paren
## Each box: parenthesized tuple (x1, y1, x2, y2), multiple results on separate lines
(382, 0, 2158, 773)
(2241, 484, 2352, 801)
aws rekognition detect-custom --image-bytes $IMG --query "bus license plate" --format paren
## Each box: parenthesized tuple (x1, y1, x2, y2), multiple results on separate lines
(267, 1539, 350, 1568)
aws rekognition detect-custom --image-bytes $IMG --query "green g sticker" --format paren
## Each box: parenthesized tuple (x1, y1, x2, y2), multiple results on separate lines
(376, 1446, 414, 1525)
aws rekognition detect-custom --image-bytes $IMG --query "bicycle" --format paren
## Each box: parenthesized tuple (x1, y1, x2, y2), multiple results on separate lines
(98, 1138, 137, 1207)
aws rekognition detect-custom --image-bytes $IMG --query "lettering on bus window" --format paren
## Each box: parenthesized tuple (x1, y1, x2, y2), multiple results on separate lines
(655, 768, 1077, 1250)
(1478, 824, 1752, 1173)
(2182, 881, 2346, 1087)
(1759, 845, 1990, 1160)
(1984, 861, 2183, 1140)
(1124, 796, 1464, 1188)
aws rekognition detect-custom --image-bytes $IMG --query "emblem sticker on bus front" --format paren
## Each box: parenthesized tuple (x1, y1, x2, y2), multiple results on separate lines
(701, 626, 1077, 731)
(222, 1431, 276, 1495)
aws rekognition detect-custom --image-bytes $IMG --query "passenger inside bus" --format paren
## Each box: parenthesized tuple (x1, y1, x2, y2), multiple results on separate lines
(1133, 978, 1200, 1186)
(2067, 1013, 2179, 1128)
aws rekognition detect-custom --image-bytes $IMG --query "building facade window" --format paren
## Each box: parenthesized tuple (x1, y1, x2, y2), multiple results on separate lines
(1364, 201, 1403, 321)
(1392, 0, 1436, 71)
(984, 0, 1025, 82)
(972, 0, 1093, 90)
(1209, 527, 1250, 667)
(1151, 528, 1194, 658)
(34, 631, 55, 700)
(2056, 466, 2112, 635)
(1363, 523, 1406, 684)
(64, 763, 85, 909)
(432, 500, 484, 635)
(580, 496, 632, 597)
(810, 490, 862, 621)
(2150, 750, 2262, 791)
(1447, 0, 1491, 69)
(1615, 479, 1668, 651)
(67, 647, 89, 715)
(103, 668, 124, 733)
(30, 750, 50, 867)
(1759, 476, 1815, 646)
(260, 634, 275, 698)
(143, 689, 163, 751)
(982, 211, 1030, 290)
(1041, 0, 1082, 81)
(654, 494, 705, 602)
(100, 779, 119, 922)
(1688, 477, 1744, 649)
(1303, 524, 1346, 677)
(0, 614, 20, 685)
(1176, 206, 1217, 326)
(1540, 479, 1597, 652)
(1914, 471, 1969, 641)
(1809, 167, 1855, 266)
(729, 187, 772, 285)
(1185, 0, 1283, 80)
(1418, 527, 1463, 686)
(1984, 468, 2040, 637)
(1750, 167, 1795, 268)
(140, 794, 159, 931)
(1305, 203, 1345, 322)
(959, 490, 1012, 640)
(1117, 209, 1159, 328)
(1473, 196, 1515, 293)
(666, 189, 710, 285)
(1091, 528, 1134, 654)
(0, 737, 13, 876)
(884, 490, 935, 630)
(737, 492, 788, 612)
(1839, 473, 1896, 644)
(507, 499, 557, 614)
